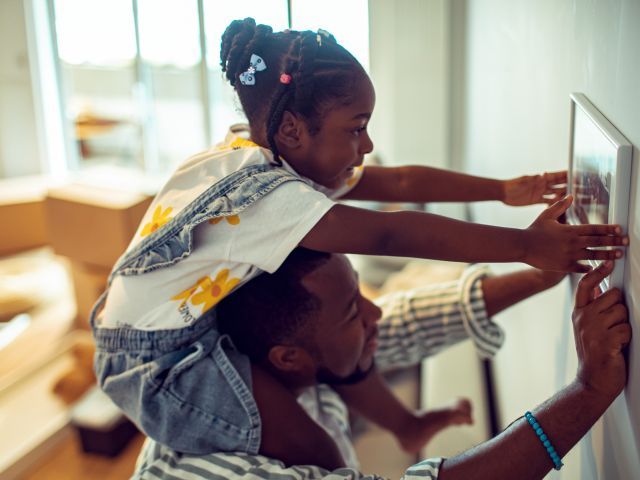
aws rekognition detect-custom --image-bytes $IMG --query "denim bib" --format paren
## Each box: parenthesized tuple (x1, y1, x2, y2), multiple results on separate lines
(91, 163, 302, 455)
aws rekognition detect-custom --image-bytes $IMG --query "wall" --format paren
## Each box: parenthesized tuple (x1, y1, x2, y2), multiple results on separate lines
(0, 0, 40, 178)
(368, 0, 449, 169)
(454, 0, 640, 478)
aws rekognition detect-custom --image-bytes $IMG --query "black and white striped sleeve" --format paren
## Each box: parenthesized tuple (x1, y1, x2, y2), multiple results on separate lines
(373, 264, 505, 370)
(132, 437, 443, 479)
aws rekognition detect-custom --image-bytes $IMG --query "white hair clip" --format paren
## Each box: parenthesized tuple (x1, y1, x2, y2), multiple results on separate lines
(239, 54, 267, 86)
(316, 29, 331, 46)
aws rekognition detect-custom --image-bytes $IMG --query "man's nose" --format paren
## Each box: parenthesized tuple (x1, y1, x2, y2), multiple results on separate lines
(362, 297, 382, 326)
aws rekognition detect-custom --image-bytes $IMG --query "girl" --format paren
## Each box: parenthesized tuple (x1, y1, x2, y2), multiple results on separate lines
(91, 18, 626, 470)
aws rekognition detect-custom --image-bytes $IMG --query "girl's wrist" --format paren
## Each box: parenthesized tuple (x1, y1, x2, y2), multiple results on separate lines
(491, 178, 507, 202)
(495, 180, 507, 203)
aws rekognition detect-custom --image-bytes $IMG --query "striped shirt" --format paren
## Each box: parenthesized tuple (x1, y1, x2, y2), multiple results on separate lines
(132, 264, 502, 480)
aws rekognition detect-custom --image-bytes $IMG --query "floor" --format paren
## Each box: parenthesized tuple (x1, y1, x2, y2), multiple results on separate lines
(23, 432, 145, 480)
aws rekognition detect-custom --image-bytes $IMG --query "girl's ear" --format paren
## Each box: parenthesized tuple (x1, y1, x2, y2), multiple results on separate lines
(274, 110, 304, 150)
(267, 345, 314, 374)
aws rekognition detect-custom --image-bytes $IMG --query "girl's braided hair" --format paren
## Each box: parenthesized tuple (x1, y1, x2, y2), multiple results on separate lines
(220, 18, 365, 160)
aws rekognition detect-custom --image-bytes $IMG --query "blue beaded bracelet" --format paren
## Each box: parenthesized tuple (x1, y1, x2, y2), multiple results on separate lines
(524, 411, 563, 470)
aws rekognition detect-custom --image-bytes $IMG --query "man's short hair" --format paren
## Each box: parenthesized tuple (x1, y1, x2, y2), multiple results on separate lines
(217, 248, 331, 362)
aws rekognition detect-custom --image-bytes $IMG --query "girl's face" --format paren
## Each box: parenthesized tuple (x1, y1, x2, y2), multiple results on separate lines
(284, 74, 376, 189)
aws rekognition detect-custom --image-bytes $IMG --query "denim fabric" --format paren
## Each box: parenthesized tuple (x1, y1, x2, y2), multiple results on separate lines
(90, 163, 302, 455)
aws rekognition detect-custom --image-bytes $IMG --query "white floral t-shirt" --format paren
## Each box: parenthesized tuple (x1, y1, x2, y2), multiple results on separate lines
(99, 126, 363, 330)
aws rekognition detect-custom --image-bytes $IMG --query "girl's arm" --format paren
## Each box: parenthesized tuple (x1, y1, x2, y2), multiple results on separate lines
(341, 165, 566, 206)
(300, 196, 626, 273)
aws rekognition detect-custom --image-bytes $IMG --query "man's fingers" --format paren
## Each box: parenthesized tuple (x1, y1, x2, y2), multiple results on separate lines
(575, 261, 613, 308)
(591, 288, 623, 313)
(606, 323, 632, 353)
(601, 303, 629, 329)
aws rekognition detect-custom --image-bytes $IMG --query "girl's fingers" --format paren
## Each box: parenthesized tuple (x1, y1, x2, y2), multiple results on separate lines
(579, 236, 629, 248)
(581, 249, 623, 261)
(544, 171, 568, 186)
(571, 262, 593, 274)
(541, 195, 573, 219)
(570, 224, 622, 236)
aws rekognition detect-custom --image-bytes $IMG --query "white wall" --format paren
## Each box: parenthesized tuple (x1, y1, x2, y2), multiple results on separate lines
(0, 0, 40, 178)
(368, 0, 449, 169)
(455, 1, 640, 478)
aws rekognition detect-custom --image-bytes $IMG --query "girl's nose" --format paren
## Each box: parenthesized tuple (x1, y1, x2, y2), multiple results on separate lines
(360, 131, 374, 155)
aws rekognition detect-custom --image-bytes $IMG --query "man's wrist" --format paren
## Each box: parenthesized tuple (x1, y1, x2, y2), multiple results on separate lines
(573, 375, 622, 408)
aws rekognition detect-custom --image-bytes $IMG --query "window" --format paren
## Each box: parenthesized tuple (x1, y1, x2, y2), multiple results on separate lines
(37, 0, 368, 175)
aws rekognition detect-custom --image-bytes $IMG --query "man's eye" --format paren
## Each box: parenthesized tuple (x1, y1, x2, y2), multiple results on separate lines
(352, 125, 367, 136)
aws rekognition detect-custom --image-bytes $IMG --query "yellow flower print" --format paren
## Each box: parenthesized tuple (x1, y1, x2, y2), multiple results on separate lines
(209, 215, 240, 226)
(141, 205, 173, 237)
(346, 165, 364, 187)
(229, 137, 259, 150)
(190, 269, 241, 313)
(171, 276, 209, 307)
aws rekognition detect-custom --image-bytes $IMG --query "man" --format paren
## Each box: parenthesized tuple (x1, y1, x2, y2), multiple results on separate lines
(132, 250, 629, 479)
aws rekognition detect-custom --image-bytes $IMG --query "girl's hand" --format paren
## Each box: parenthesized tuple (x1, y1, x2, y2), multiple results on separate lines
(523, 195, 628, 272)
(503, 170, 567, 206)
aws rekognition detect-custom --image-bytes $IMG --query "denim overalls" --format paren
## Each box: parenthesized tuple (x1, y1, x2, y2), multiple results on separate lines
(90, 162, 302, 455)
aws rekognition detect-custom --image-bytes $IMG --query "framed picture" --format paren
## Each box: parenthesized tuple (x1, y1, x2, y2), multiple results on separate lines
(567, 93, 633, 290)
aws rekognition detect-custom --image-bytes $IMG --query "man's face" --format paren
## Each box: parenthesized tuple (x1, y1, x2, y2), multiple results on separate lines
(300, 254, 382, 383)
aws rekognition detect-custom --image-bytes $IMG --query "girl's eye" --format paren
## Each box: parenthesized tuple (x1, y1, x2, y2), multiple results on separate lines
(352, 125, 367, 136)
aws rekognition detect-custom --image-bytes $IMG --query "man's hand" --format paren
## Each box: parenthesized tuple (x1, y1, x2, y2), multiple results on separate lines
(502, 171, 567, 206)
(572, 261, 631, 399)
(523, 195, 627, 272)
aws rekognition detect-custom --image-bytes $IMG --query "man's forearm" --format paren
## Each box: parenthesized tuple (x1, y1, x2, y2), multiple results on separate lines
(481, 269, 564, 317)
(438, 380, 614, 480)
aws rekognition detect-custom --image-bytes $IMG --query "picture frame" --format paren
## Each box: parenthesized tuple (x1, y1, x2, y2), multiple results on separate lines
(567, 92, 633, 290)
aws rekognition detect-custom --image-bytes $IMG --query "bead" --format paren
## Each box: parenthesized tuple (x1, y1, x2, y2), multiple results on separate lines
(279, 73, 292, 84)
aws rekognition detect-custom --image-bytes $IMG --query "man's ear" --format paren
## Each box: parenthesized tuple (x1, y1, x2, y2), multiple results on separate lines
(274, 110, 305, 151)
(267, 345, 313, 373)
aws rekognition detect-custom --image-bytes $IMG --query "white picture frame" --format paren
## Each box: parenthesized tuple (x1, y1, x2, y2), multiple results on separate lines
(567, 92, 633, 290)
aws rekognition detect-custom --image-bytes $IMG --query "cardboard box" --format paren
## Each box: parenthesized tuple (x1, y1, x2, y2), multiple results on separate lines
(69, 260, 109, 329)
(0, 177, 49, 256)
(45, 184, 152, 270)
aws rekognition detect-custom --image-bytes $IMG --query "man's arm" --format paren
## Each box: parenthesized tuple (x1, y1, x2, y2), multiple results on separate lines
(340, 165, 566, 206)
(434, 261, 630, 480)
(482, 268, 565, 317)
(373, 265, 564, 370)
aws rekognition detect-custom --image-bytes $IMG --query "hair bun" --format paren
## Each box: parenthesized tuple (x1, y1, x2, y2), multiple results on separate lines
(220, 18, 257, 86)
